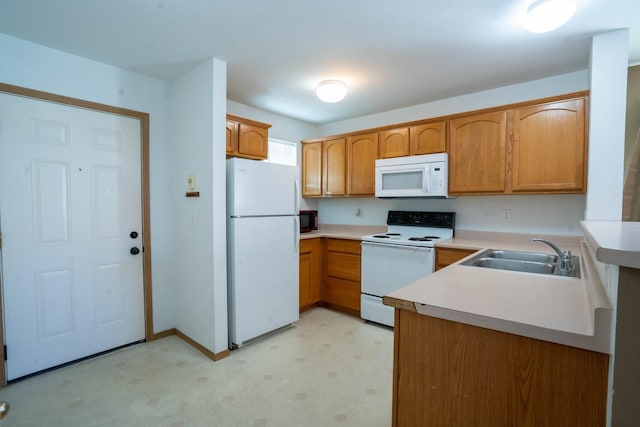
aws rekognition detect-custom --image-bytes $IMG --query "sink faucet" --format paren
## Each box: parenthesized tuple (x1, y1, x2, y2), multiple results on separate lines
(531, 238, 574, 273)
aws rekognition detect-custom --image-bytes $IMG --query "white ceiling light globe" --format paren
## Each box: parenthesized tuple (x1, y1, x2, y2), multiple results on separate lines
(524, 0, 576, 33)
(316, 80, 347, 103)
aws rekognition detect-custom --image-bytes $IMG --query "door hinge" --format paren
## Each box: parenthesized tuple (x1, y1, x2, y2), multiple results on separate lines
(0, 231, 2, 249)
(3, 345, 6, 361)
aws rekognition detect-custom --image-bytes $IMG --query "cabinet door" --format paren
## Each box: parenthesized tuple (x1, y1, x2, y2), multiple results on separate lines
(302, 142, 322, 197)
(346, 132, 378, 195)
(379, 127, 410, 158)
(299, 251, 312, 307)
(449, 111, 507, 194)
(323, 138, 346, 196)
(410, 121, 446, 155)
(511, 98, 586, 193)
(226, 120, 238, 154)
(299, 238, 322, 309)
(237, 123, 268, 159)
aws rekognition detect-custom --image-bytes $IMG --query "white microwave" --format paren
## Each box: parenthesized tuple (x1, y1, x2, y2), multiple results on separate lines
(375, 153, 448, 198)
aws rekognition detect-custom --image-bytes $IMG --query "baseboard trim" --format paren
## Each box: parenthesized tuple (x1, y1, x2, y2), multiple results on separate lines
(174, 329, 230, 361)
(150, 328, 177, 340)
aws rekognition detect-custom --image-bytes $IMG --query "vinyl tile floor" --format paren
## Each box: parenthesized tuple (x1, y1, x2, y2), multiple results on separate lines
(0, 308, 394, 427)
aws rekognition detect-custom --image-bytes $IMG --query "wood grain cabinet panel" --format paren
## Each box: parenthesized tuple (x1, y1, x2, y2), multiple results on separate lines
(392, 309, 608, 427)
(449, 111, 507, 194)
(299, 238, 322, 311)
(324, 239, 361, 314)
(237, 123, 268, 159)
(301, 142, 322, 196)
(346, 132, 378, 195)
(322, 138, 347, 196)
(226, 115, 271, 160)
(510, 98, 586, 193)
(410, 121, 446, 155)
(226, 120, 238, 153)
(434, 247, 477, 271)
(379, 127, 410, 158)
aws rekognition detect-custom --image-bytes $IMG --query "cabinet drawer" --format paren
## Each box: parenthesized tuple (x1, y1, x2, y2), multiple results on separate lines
(326, 238, 361, 255)
(323, 277, 360, 311)
(300, 237, 322, 254)
(435, 247, 477, 271)
(327, 252, 361, 282)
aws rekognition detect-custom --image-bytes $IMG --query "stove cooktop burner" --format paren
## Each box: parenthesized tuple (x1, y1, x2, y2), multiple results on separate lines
(408, 237, 433, 241)
(372, 233, 401, 239)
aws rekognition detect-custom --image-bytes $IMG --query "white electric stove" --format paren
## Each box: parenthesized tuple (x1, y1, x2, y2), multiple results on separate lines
(360, 211, 455, 327)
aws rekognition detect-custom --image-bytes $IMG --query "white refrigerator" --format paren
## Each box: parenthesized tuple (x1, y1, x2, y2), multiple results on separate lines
(227, 157, 300, 348)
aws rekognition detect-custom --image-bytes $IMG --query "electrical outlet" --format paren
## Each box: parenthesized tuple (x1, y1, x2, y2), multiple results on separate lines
(502, 209, 512, 222)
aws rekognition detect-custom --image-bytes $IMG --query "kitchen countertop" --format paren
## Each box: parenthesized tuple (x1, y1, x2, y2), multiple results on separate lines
(299, 224, 386, 240)
(581, 220, 640, 269)
(384, 230, 613, 354)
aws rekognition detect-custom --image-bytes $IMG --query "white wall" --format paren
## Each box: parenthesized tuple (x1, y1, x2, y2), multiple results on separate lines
(318, 195, 586, 235)
(170, 59, 228, 354)
(585, 29, 630, 427)
(315, 71, 590, 235)
(0, 33, 176, 332)
(586, 30, 629, 221)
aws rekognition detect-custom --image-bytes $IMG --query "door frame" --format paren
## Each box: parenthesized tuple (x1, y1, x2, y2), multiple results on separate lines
(0, 82, 154, 387)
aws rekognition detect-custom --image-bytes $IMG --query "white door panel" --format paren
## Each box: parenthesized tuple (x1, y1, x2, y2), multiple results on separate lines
(0, 93, 144, 380)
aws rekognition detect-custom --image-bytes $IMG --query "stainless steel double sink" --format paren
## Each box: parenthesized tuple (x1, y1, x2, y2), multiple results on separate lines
(460, 249, 581, 278)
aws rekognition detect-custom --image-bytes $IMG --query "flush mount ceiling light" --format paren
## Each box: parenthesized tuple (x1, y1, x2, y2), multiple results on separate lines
(316, 80, 347, 103)
(523, 0, 576, 33)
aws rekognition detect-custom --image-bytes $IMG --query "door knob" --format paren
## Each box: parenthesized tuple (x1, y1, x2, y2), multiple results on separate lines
(130, 231, 139, 239)
(130, 247, 140, 255)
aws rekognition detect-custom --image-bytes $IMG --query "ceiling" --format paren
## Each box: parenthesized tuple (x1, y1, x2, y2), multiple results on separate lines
(1, 0, 639, 125)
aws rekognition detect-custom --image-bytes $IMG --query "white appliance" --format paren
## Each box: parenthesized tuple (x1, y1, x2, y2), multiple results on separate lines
(360, 211, 455, 327)
(375, 153, 448, 198)
(227, 157, 300, 348)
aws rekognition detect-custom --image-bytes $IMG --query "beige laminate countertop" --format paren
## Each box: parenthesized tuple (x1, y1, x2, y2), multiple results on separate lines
(581, 220, 640, 269)
(299, 224, 386, 240)
(385, 230, 613, 354)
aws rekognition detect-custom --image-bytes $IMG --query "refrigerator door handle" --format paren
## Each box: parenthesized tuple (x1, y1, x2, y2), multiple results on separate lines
(294, 216, 300, 254)
(294, 177, 300, 213)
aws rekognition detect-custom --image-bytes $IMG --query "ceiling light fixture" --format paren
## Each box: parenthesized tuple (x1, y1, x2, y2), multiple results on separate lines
(523, 0, 576, 33)
(316, 80, 347, 103)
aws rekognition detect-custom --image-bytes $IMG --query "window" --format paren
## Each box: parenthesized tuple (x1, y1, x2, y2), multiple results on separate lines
(267, 138, 297, 166)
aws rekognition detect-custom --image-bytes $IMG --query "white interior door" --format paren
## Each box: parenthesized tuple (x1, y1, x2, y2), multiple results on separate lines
(0, 93, 145, 380)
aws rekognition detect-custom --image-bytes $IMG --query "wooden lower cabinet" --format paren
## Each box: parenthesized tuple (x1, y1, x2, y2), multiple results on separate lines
(299, 238, 322, 311)
(434, 247, 477, 271)
(323, 239, 361, 314)
(392, 309, 609, 427)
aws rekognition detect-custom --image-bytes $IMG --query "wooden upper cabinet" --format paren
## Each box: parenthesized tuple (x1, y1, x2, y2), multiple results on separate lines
(449, 111, 507, 194)
(323, 138, 347, 196)
(226, 115, 271, 160)
(510, 98, 586, 193)
(379, 122, 446, 158)
(302, 142, 322, 197)
(226, 120, 238, 153)
(379, 127, 410, 158)
(237, 123, 268, 159)
(410, 121, 446, 155)
(347, 132, 378, 195)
